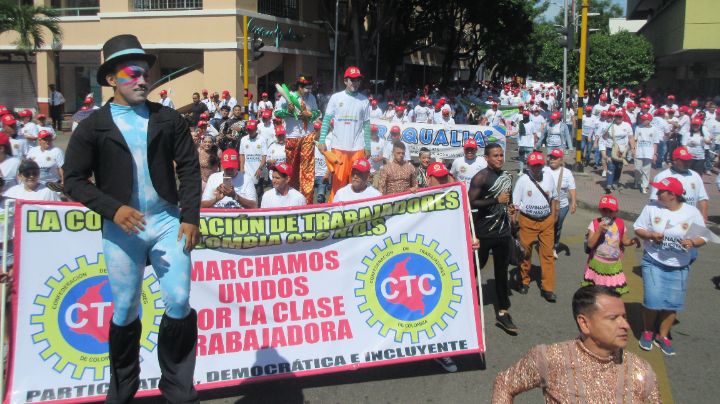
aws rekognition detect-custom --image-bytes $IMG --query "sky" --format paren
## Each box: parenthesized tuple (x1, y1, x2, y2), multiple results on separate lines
(540, 0, 627, 22)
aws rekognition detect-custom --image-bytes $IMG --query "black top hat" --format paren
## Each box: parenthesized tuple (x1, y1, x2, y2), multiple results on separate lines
(96, 34, 156, 86)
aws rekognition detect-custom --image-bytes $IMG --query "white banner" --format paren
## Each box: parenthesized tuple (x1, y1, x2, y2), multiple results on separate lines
(6, 184, 483, 403)
(371, 119, 507, 159)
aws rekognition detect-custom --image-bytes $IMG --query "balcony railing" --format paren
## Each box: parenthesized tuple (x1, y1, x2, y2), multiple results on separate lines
(54, 7, 100, 16)
(258, 0, 299, 20)
(132, 0, 203, 11)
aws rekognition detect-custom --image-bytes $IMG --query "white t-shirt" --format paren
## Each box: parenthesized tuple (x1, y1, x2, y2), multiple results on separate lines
(26, 146, 64, 183)
(682, 132, 710, 160)
(266, 141, 287, 180)
(485, 109, 504, 126)
(592, 103, 610, 117)
(677, 114, 690, 136)
(450, 156, 487, 187)
(518, 122, 537, 148)
(324, 91, 370, 151)
(314, 147, 328, 178)
(0, 156, 20, 193)
(260, 187, 306, 208)
(704, 119, 720, 146)
(257, 122, 276, 148)
(512, 171, 558, 218)
(608, 122, 633, 147)
(596, 121, 612, 149)
(413, 105, 431, 123)
(369, 107, 384, 119)
(634, 125, 660, 159)
(634, 203, 706, 267)
(258, 100, 274, 111)
(3, 183, 61, 201)
(544, 123, 565, 148)
(239, 135, 267, 185)
(546, 166, 575, 208)
(651, 117, 672, 141)
(9, 138, 28, 158)
(333, 184, 382, 202)
(530, 114, 546, 132)
(369, 138, 385, 173)
(201, 171, 257, 208)
(581, 115, 598, 138)
(649, 168, 708, 207)
(20, 122, 39, 149)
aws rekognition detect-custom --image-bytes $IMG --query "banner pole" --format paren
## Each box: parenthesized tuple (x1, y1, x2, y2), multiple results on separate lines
(465, 193, 485, 352)
(0, 199, 13, 400)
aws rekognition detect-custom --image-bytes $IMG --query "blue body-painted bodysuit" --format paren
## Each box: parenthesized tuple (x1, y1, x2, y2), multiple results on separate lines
(104, 103, 191, 326)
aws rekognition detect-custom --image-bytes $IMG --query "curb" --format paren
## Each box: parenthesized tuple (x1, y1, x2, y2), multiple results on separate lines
(576, 199, 720, 235)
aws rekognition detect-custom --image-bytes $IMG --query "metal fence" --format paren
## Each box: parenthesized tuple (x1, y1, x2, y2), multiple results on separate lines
(132, 0, 203, 11)
(258, 0, 299, 20)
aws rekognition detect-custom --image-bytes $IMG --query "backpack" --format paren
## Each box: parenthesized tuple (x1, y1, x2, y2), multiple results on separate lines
(584, 217, 625, 255)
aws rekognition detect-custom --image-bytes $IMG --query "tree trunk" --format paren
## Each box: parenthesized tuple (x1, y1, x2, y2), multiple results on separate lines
(487, 63, 500, 82)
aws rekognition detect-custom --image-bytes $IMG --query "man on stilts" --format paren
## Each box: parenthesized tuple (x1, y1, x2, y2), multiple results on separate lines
(64, 35, 201, 404)
(274, 75, 321, 204)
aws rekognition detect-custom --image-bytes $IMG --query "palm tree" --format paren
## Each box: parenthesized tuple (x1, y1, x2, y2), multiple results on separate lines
(0, 0, 62, 105)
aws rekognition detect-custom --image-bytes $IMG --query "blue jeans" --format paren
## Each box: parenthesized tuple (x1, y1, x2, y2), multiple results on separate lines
(654, 140, 666, 169)
(554, 205, 570, 249)
(314, 176, 330, 203)
(518, 147, 534, 172)
(606, 150, 623, 188)
(581, 136, 592, 162)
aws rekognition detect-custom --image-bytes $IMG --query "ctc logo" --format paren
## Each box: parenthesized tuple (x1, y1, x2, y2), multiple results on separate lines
(64, 301, 113, 329)
(380, 274, 437, 299)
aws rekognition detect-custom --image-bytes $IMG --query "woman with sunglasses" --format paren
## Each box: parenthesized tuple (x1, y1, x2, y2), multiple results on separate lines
(25, 130, 64, 187)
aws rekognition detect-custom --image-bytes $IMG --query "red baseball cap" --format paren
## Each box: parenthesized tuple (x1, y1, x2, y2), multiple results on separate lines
(548, 148, 564, 158)
(425, 98, 433, 105)
(222, 90, 230, 97)
(199, 112, 210, 119)
(522, 110, 530, 117)
(246, 120, 258, 131)
(640, 113, 652, 121)
(0, 105, 8, 115)
(261, 92, 268, 97)
(527, 151, 545, 165)
(370, 123, 378, 133)
(1, 114, 16, 126)
(608, 105, 617, 112)
(0, 133, 9, 146)
(654, 108, 666, 116)
(598, 195, 619, 211)
(344, 66, 363, 78)
(371, 100, 378, 106)
(351, 158, 371, 172)
(313, 121, 322, 131)
(221, 149, 240, 169)
(651, 177, 684, 196)
(585, 106, 593, 112)
(671, 146, 692, 160)
(275, 126, 286, 136)
(395, 106, 404, 113)
(464, 138, 478, 149)
(84, 97, 93, 104)
(390, 125, 401, 135)
(159, 90, 167, 96)
(36, 113, 46, 119)
(691, 118, 703, 126)
(599, 95, 608, 101)
(613, 110, 624, 117)
(690, 100, 699, 108)
(626, 101, 636, 108)
(261, 110, 272, 119)
(38, 130, 53, 140)
(427, 162, 449, 177)
(196, 120, 207, 127)
(550, 111, 561, 120)
(18, 109, 32, 118)
(274, 162, 292, 176)
(667, 94, 675, 100)
(201, 88, 208, 94)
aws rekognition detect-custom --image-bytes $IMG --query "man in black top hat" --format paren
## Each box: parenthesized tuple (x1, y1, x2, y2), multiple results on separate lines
(64, 34, 201, 404)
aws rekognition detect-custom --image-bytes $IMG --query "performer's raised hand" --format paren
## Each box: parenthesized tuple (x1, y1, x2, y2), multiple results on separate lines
(113, 205, 146, 234)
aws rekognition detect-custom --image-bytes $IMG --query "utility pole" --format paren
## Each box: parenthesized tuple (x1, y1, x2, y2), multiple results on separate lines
(575, 0, 589, 172)
(243, 15, 249, 119)
(333, 0, 339, 92)
(562, 0, 568, 138)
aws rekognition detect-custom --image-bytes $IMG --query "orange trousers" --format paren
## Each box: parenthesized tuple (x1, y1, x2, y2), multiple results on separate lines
(285, 134, 316, 204)
(518, 214, 556, 292)
(329, 149, 367, 202)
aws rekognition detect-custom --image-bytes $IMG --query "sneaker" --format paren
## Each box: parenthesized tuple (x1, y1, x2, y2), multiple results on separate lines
(654, 336, 676, 356)
(434, 357, 458, 373)
(517, 284, 529, 294)
(641, 187, 648, 194)
(540, 290, 557, 303)
(638, 331, 653, 351)
(601, 170, 607, 177)
(553, 250, 558, 259)
(496, 313, 519, 335)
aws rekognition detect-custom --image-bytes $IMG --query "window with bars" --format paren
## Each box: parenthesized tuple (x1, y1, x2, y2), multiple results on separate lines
(258, 0, 299, 20)
(132, 0, 203, 11)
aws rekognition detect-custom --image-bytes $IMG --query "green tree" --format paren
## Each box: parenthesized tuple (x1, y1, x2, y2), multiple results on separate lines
(0, 0, 62, 103)
(585, 31, 654, 88)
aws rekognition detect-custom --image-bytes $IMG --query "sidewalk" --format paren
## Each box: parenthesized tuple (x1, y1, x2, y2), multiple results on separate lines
(570, 160, 720, 234)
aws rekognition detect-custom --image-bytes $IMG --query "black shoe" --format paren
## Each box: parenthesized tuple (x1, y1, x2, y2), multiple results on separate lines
(496, 313, 519, 335)
(106, 317, 142, 404)
(517, 284, 529, 294)
(541, 290, 557, 303)
(158, 310, 200, 404)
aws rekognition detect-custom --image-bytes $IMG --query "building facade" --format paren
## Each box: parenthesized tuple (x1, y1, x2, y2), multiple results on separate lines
(0, 0, 332, 113)
(628, 0, 720, 97)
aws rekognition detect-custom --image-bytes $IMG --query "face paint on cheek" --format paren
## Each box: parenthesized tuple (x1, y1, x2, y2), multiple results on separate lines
(116, 66, 145, 87)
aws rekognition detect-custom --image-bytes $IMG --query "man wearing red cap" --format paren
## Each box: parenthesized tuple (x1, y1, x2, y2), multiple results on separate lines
(592, 94, 610, 117)
(266, 126, 288, 181)
(661, 94, 678, 112)
(260, 162, 306, 208)
(2, 114, 26, 158)
(651, 108, 672, 169)
(649, 146, 709, 222)
(581, 106, 598, 165)
(319, 66, 371, 201)
(368, 123, 386, 176)
(450, 138, 487, 187)
(604, 110, 635, 191)
(369, 99, 384, 120)
(18, 109, 40, 150)
(332, 158, 381, 202)
(159, 89, 175, 109)
(274, 75, 320, 204)
(239, 119, 268, 202)
(517, 110, 538, 173)
(413, 97, 431, 123)
(201, 149, 257, 208)
(535, 111, 571, 154)
(512, 151, 559, 302)
(484, 102, 505, 127)
(213, 90, 237, 122)
(682, 118, 712, 174)
(468, 143, 518, 334)
(633, 113, 661, 193)
(258, 91, 273, 112)
(258, 109, 276, 146)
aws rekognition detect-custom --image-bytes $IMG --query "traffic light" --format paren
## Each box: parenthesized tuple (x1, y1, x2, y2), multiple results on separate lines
(252, 34, 265, 61)
(556, 24, 575, 50)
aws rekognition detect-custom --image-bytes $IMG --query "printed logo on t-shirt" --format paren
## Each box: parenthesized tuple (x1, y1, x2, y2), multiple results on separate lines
(682, 222, 689, 231)
(653, 216, 661, 224)
(690, 182, 696, 190)
(527, 190, 532, 197)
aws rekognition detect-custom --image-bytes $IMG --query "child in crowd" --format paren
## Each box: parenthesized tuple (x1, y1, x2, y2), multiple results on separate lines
(582, 195, 639, 294)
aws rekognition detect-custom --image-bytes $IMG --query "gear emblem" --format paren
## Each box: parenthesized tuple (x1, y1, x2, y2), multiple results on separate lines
(30, 254, 163, 380)
(355, 234, 463, 343)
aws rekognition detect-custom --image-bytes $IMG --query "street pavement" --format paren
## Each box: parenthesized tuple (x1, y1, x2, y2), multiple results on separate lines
(49, 130, 719, 403)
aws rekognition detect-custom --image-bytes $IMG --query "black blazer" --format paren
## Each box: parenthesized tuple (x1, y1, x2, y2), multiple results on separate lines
(64, 100, 201, 226)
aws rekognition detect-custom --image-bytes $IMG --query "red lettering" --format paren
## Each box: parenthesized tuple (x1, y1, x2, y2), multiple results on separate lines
(305, 322, 319, 343)
(309, 252, 323, 271)
(287, 253, 307, 274)
(255, 256, 270, 276)
(287, 325, 302, 345)
(221, 259, 236, 279)
(271, 256, 287, 275)
(197, 308, 214, 331)
(238, 258, 253, 278)
(273, 302, 288, 323)
(191, 260, 205, 281)
(302, 298, 318, 320)
(271, 327, 286, 347)
(337, 318, 353, 339)
(206, 260, 220, 281)
(244, 329, 259, 350)
(294, 276, 309, 296)
(277, 278, 293, 298)
(333, 295, 345, 316)
(239, 304, 267, 326)
(226, 331, 242, 353)
(325, 250, 339, 270)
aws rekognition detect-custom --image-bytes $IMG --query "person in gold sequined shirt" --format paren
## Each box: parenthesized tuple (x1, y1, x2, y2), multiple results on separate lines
(492, 286, 661, 403)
